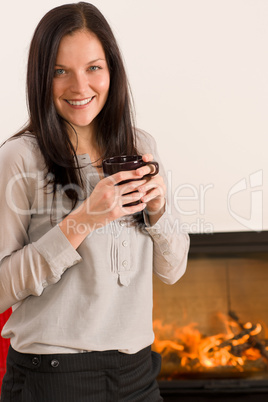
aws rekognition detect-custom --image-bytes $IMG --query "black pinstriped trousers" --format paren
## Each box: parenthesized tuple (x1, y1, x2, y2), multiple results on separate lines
(1, 345, 163, 401)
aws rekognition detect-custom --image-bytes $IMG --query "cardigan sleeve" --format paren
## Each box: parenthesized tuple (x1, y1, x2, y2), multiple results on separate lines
(0, 137, 81, 314)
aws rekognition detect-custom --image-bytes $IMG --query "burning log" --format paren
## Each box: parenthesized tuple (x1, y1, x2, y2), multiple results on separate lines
(208, 326, 258, 356)
(228, 310, 268, 363)
(230, 342, 252, 357)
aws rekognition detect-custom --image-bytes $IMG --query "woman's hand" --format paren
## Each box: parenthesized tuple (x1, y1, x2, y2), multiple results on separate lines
(59, 170, 147, 248)
(133, 153, 166, 224)
(82, 171, 147, 225)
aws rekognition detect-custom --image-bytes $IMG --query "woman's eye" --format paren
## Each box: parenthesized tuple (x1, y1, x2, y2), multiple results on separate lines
(89, 66, 100, 71)
(54, 69, 65, 76)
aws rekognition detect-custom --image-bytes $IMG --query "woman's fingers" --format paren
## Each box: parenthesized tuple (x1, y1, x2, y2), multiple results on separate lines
(121, 200, 147, 215)
(135, 165, 156, 177)
(136, 154, 158, 177)
(105, 170, 146, 186)
(139, 178, 165, 198)
(121, 189, 144, 205)
(141, 153, 153, 162)
(118, 179, 147, 196)
(138, 174, 166, 213)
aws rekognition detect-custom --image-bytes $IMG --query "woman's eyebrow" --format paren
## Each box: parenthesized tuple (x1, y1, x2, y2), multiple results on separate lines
(54, 58, 106, 68)
(87, 58, 106, 64)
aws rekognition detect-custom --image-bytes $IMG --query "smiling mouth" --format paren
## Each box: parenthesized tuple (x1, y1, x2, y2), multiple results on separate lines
(66, 97, 94, 106)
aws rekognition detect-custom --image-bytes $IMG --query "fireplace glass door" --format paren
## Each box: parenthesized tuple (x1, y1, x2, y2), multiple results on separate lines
(152, 252, 268, 381)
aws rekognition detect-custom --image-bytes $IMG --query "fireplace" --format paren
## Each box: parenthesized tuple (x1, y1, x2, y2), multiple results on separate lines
(153, 231, 268, 401)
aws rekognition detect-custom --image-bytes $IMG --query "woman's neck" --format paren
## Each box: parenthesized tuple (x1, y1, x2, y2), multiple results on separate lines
(68, 123, 96, 154)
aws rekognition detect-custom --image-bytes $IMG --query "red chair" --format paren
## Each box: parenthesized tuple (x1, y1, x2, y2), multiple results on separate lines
(0, 309, 12, 393)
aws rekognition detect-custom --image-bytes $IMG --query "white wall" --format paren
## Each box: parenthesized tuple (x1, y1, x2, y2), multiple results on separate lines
(1, 0, 267, 233)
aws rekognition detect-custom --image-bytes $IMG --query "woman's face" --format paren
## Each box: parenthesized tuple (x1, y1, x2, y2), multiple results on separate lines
(53, 30, 110, 137)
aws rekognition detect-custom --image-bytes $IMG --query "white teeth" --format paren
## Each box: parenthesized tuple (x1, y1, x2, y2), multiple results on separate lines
(67, 97, 93, 106)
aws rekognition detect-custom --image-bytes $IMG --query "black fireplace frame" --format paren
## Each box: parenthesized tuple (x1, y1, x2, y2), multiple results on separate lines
(159, 378, 268, 402)
(159, 230, 268, 401)
(188, 230, 268, 255)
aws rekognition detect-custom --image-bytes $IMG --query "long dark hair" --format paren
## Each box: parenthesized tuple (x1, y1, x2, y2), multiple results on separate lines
(15, 2, 137, 211)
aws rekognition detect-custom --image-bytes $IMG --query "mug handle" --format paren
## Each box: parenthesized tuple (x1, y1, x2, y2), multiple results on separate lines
(144, 161, 159, 176)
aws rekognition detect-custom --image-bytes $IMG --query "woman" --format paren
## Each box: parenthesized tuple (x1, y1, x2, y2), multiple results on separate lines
(0, 2, 189, 401)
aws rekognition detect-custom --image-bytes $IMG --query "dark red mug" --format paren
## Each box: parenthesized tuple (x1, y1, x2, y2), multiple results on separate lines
(102, 155, 159, 178)
(102, 155, 159, 206)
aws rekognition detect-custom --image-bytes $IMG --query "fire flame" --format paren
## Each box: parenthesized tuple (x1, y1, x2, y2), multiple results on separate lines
(152, 314, 267, 378)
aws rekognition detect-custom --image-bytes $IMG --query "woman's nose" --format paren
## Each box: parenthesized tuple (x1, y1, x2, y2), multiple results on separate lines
(69, 72, 89, 93)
